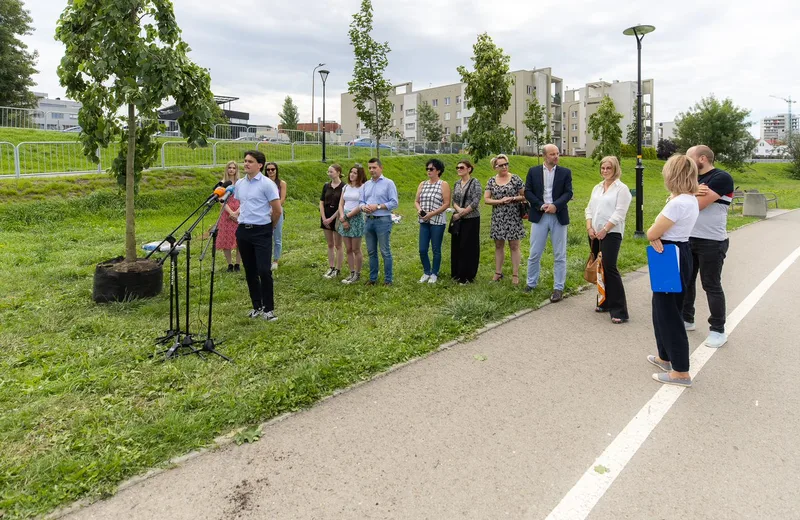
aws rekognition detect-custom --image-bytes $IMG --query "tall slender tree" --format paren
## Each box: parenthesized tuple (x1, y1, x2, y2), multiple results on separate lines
(587, 95, 623, 162)
(279, 96, 300, 141)
(347, 0, 392, 158)
(522, 96, 550, 163)
(0, 0, 39, 109)
(457, 33, 516, 162)
(417, 101, 443, 144)
(56, 0, 218, 264)
(625, 101, 638, 146)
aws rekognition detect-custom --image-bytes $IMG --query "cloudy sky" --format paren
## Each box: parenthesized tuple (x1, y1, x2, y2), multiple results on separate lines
(23, 0, 800, 137)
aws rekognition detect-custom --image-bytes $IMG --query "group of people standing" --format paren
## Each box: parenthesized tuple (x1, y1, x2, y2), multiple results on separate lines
(217, 147, 734, 389)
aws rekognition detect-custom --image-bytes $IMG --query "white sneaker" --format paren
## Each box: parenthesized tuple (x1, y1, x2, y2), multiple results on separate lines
(323, 267, 335, 278)
(271, 261, 278, 271)
(704, 331, 727, 348)
(427, 274, 438, 284)
(260, 310, 278, 322)
(247, 308, 263, 318)
(418, 274, 431, 283)
(684, 321, 696, 331)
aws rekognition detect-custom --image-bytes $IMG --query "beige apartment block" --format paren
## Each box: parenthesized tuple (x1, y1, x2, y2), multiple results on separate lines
(562, 79, 654, 157)
(340, 67, 563, 150)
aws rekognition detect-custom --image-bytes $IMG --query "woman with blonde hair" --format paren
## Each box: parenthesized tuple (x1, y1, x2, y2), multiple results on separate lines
(584, 156, 632, 323)
(484, 154, 526, 285)
(337, 164, 367, 284)
(646, 154, 699, 387)
(216, 160, 242, 271)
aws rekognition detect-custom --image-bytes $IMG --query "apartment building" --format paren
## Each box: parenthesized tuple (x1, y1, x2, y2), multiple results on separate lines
(340, 67, 563, 150)
(33, 92, 82, 130)
(657, 121, 677, 141)
(562, 79, 654, 156)
(761, 113, 798, 144)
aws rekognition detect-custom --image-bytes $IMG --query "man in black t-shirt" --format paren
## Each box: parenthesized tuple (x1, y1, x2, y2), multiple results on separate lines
(683, 145, 734, 348)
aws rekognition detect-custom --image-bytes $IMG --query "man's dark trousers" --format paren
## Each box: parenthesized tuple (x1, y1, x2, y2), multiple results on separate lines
(682, 237, 728, 333)
(236, 224, 274, 312)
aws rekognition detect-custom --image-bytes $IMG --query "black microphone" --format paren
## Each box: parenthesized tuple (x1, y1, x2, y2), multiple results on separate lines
(205, 180, 233, 203)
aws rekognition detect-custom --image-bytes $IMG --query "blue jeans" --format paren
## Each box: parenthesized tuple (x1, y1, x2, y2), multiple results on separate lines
(526, 213, 568, 290)
(272, 213, 284, 261)
(364, 216, 393, 282)
(419, 223, 446, 276)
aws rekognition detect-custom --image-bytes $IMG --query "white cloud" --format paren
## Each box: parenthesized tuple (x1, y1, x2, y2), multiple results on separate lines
(22, 0, 800, 138)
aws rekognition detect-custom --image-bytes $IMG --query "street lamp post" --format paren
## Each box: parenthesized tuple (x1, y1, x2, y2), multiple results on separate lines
(623, 24, 655, 239)
(312, 63, 325, 131)
(319, 69, 330, 163)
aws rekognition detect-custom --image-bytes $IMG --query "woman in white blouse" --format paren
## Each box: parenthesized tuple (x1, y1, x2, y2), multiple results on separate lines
(584, 156, 632, 324)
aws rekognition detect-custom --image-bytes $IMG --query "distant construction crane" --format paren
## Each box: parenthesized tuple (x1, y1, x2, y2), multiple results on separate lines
(769, 94, 796, 143)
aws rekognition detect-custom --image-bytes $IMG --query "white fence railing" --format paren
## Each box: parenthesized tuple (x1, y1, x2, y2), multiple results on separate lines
(0, 139, 470, 178)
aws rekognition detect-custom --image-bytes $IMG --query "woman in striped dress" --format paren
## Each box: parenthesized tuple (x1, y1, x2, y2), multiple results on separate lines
(414, 158, 451, 284)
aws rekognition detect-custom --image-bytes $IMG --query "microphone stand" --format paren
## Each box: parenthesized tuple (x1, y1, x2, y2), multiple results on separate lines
(194, 196, 234, 362)
(155, 195, 222, 360)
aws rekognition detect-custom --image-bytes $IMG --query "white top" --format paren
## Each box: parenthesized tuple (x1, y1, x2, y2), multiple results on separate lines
(659, 194, 699, 242)
(543, 163, 556, 204)
(584, 179, 632, 236)
(341, 184, 363, 212)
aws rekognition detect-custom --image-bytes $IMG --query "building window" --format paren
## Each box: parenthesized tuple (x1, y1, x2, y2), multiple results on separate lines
(562, 124, 566, 131)
(400, 104, 403, 111)
(432, 99, 438, 107)
(527, 85, 533, 95)
(392, 120, 396, 127)
(463, 116, 470, 124)
(571, 136, 578, 143)
(444, 97, 451, 105)
(456, 125, 461, 134)
(51, 113, 65, 119)
(356, 122, 360, 129)
(455, 95, 461, 104)
(456, 111, 461, 119)
(563, 111, 566, 118)
(463, 100, 467, 109)
(445, 127, 451, 135)
(571, 110, 578, 118)
(406, 122, 416, 130)
(391, 104, 395, 112)
(526, 138, 531, 146)
(362, 128, 370, 135)
(571, 123, 578, 131)
(406, 109, 416, 116)
(445, 112, 451, 121)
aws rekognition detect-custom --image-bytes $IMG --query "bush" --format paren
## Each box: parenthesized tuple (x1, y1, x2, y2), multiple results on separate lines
(657, 138, 678, 160)
(620, 144, 656, 159)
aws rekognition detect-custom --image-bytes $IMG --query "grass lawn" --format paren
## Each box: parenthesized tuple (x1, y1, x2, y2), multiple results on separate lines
(0, 155, 797, 518)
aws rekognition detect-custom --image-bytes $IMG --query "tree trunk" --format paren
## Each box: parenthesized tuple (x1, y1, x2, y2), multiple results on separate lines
(125, 102, 137, 263)
(374, 98, 381, 160)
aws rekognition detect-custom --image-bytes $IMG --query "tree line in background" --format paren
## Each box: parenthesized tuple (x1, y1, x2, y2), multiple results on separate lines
(3, 0, 794, 175)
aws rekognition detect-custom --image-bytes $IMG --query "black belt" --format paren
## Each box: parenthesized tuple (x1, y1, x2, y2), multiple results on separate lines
(366, 215, 390, 219)
(241, 223, 269, 229)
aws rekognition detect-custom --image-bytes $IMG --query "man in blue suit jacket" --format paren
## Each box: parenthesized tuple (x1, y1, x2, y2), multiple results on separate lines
(524, 144, 573, 302)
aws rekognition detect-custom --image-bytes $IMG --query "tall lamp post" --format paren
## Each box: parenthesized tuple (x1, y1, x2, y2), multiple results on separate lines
(312, 63, 325, 131)
(319, 69, 330, 163)
(623, 24, 655, 239)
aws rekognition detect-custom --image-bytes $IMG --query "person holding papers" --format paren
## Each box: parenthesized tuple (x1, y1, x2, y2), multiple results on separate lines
(645, 155, 699, 387)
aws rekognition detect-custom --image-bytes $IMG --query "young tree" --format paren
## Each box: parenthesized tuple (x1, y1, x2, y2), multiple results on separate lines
(279, 96, 300, 141)
(417, 101, 443, 143)
(786, 134, 800, 180)
(657, 138, 678, 160)
(456, 33, 516, 162)
(522, 96, 550, 163)
(0, 0, 38, 109)
(587, 96, 623, 162)
(56, 0, 217, 264)
(675, 95, 756, 172)
(347, 0, 393, 159)
(625, 101, 638, 146)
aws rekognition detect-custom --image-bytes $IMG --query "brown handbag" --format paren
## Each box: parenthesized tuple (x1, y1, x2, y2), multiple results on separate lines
(584, 240, 600, 284)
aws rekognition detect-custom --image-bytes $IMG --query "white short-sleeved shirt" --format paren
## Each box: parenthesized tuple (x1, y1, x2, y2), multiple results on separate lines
(659, 194, 699, 242)
(234, 173, 280, 225)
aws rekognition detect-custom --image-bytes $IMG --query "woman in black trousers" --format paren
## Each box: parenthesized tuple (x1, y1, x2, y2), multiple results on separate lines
(450, 160, 482, 283)
(584, 156, 632, 323)
(646, 154, 700, 387)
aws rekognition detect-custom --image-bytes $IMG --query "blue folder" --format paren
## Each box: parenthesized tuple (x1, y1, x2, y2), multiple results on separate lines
(647, 244, 682, 293)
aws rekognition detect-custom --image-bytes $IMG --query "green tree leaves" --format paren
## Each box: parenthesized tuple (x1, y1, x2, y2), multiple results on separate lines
(417, 101, 443, 143)
(674, 95, 756, 172)
(347, 0, 393, 158)
(279, 96, 300, 141)
(588, 96, 623, 162)
(457, 33, 516, 162)
(523, 97, 550, 162)
(0, 0, 39, 108)
(55, 0, 217, 262)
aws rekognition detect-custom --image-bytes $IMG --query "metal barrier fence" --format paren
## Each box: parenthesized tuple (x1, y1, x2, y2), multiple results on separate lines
(0, 139, 469, 178)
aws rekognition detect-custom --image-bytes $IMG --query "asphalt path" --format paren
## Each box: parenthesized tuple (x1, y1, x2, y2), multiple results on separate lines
(59, 210, 800, 520)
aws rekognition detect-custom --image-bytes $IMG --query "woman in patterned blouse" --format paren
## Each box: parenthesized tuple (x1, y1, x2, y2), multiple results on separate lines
(484, 154, 526, 285)
(414, 158, 451, 284)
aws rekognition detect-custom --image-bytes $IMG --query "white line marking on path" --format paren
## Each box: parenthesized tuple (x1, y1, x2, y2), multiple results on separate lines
(542, 244, 800, 520)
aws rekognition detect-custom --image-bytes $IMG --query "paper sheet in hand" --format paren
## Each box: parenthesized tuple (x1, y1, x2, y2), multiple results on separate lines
(647, 244, 681, 293)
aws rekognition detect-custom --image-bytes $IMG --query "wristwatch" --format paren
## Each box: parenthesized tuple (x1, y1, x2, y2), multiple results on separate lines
(377, 204, 383, 210)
